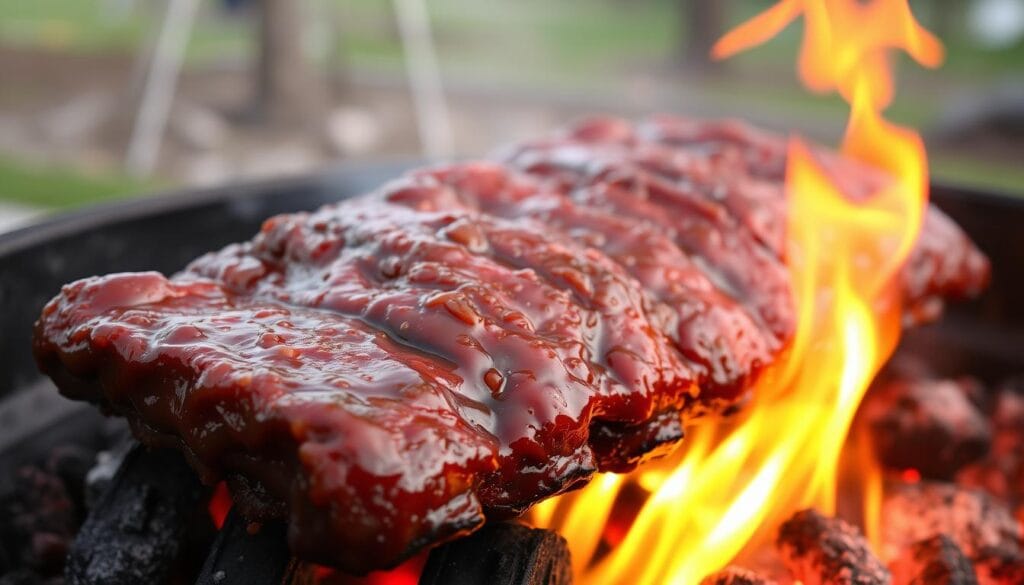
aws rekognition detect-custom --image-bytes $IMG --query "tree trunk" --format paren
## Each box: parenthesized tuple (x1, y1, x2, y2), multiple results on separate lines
(253, 0, 324, 124)
(683, 0, 725, 73)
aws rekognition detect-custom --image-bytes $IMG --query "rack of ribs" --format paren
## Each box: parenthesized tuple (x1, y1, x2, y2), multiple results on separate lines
(32, 116, 989, 573)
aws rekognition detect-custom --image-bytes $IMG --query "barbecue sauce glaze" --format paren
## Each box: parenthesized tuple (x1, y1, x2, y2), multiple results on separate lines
(33, 116, 989, 573)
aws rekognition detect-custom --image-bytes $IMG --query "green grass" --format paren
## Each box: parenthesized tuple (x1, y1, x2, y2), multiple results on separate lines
(0, 0, 251, 62)
(2, 0, 1016, 123)
(3, 0, 1018, 81)
(932, 155, 1024, 196)
(0, 157, 156, 209)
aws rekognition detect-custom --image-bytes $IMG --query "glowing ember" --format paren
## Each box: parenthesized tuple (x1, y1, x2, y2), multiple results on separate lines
(529, 1, 944, 582)
(207, 481, 232, 530)
(313, 556, 425, 585)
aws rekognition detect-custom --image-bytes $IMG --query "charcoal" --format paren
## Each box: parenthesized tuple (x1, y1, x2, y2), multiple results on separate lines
(871, 356, 937, 390)
(986, 377, 1024, 443)
(973, 545, 1024, 585)
(194, 508, 293, 585)
(889, 534, 977, 585)
(83, 440, 132, 510)
(45, 444, 97, 522)
(956, 462, 1013, 508)
(881, 482, 1022, 562)
(958, 380, 1024, 509)
(701, 565, 778, 584)
(777, 508, 890, 585)
(862, 377, 991, 479)
(995, 374, 1024, 402)
(0, 568, 63, 585)
(419, 523, 572, 585)
(65, 443, 205, 585)
(0, 465, 76, 576)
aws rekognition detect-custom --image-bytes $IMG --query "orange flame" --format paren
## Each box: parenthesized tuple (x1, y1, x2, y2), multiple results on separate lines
(530, 1, 943, 582)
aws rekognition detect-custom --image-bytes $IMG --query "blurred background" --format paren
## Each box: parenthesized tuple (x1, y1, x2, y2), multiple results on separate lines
(0, 0, 1022, 232)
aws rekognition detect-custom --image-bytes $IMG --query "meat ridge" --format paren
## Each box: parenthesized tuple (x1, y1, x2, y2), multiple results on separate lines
(389, 165, 786, 472)
(509, 115, 989, 329)
(636, 115, 991, 321)
(401, 163, 778, 405)
(506, 141, 795, 344)
(185, 190, 696, 501)
(32, 272, 498, 571)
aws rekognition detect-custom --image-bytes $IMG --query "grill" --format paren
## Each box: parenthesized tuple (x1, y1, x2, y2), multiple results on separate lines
(1, 163, 1021, 584)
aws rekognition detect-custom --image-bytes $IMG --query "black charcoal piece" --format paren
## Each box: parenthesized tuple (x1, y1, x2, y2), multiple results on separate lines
(0, 567, 63, 585)
(65, 443, 205, 585)
(194, 508, 292, 585)
(419, 523, 572, 585)
(0, 465, 76, 576)
(45, 444, 96, 522)
(83, 439, 133, 510)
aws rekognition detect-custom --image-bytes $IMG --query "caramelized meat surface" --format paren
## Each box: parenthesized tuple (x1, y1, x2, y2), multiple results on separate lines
(503, 116, 990, 325)
(33, 116, 989, 572)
